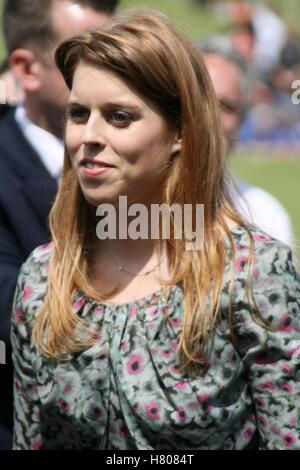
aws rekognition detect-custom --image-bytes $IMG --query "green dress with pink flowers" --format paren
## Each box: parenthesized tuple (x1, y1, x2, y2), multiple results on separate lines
(11, 225, 300, 449)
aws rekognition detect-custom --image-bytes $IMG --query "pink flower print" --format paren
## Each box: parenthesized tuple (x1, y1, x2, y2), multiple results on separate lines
(15, 308, 25, 324)
(146, 403, 161, 421)
(175, 380, 189, 390)
(37, 244, 49, 252)
(73, 297, 86, 312)
(272, 427, 281, 436)
(254, 234, 272, 243)
(149, 308, 158, 318)
(120, 340, 129, 353)
(253, 268, 260, 280)
(244, 427, 255, 441)
(22, 286, 32, 301)
(91, 406, 101, 418)
(280, 313, 293, 333)
(189, 401, 199, 411)
(169, 318, 182, 329)
(290, 417, 297, 426)
(259, 381, 275, 391)
(171, 341, 179, 351)
(170, 364, 183, 376)
(197, 395, 211, 413)
(95, 306, 104, 316)
(281, 383, 293, 393)
(255, 356, 270, 365)
(235, 256, 248, 272)
(149, 322, 156, 330)
(119, 421, 127, 439)
(283, 433, 296, 447)
(150, 348, 158, 356)
(177, 407, 187, 423)
(289, 347, 300, 362)
(127, 355, 143, 375)
(258, 416, 267, 428)
(256, 397, 265, 408)
(63, 385, 71, 394)
(32, 441, 42, 450)
(130, 306, 137, 319)
(230, 353, 237, 364)
(162, 350, 171, 359)
(281, 364, 293, 375)
(58, 399, 70, 413)
(15, 378, 21, 393)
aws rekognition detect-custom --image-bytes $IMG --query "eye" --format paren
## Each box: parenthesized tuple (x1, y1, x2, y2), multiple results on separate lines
(109, 111, 133, 128)
(66, 106, 90, 123)
(219, 100, 239, 116)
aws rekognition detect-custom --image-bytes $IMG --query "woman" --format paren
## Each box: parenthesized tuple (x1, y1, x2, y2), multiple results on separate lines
(11, 9, 300, 450)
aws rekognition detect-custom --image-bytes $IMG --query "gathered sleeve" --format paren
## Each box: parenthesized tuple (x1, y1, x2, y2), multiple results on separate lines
(11, 247, 50, 450)
(231, 238, 300, 449)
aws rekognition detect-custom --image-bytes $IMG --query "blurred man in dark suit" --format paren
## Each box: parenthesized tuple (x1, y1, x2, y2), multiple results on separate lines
(0, 0, 119, 449)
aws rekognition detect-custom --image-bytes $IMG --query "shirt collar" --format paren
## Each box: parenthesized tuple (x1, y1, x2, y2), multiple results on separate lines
(15, 106, 64, 182)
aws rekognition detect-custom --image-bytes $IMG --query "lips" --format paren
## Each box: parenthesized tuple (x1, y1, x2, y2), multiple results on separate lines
(80, 159, 115, 169)
(79, 159, 115, 178)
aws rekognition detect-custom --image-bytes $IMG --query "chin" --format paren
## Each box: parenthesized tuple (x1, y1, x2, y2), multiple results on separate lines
(83, 192, 119, 208)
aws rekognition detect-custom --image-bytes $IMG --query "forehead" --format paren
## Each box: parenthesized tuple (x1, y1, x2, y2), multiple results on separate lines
(203, 53, 243, 101)
(70, 62, 140, 100)
(51, 0, 112, 45)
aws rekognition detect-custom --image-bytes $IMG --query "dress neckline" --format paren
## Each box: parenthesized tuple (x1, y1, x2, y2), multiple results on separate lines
(75, 224, 254, 309)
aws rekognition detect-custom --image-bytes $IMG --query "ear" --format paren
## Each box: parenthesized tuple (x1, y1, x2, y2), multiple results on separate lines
(10, 49, 42, 93)
(170, 132, 182, 159)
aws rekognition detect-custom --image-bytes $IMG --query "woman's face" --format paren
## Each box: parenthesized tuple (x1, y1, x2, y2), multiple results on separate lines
(65, 61, 180, 207)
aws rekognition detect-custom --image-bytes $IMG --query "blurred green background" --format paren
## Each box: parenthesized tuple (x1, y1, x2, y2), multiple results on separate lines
(0, 0, 299, 257)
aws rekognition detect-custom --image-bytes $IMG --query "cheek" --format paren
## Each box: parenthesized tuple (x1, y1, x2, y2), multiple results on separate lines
(116, 125, 171, 165)
(221, 112, 239, 137)
(65, 125, 82, 159)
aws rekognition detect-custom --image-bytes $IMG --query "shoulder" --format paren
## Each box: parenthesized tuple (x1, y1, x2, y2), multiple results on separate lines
(231, 224, 294, 265)
(13, 243, 53, 322)
(0, 105, 17, 132)
(226, 225, 300, 325)
(18, 242, 53, 285)
(229, 225, 296, 283)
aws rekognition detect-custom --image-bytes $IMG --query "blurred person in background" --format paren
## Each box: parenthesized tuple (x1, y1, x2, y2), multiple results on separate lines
(240, 36, 300, 149)
(228, 0, 287, 77)
(0, 0, 119, 450)
(200, 39, 294, 247)
(0, 59, 24, 106)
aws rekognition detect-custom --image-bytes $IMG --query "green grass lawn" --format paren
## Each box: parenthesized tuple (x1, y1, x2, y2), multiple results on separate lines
(120, 0, 226, 39)
(231, 154, 300, 260)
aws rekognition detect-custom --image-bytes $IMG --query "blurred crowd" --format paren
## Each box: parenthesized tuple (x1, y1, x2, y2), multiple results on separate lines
(2, 0, 300, 151)
(198, 0, 300, 152)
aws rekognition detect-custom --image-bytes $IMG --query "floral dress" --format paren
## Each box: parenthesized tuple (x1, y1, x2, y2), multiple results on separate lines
(11, 226, 300, 449)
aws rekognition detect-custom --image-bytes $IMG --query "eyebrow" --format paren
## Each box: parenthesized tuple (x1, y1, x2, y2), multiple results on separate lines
(66, 99, 141, 113)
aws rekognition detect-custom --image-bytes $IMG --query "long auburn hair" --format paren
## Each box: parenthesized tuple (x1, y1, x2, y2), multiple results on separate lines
(32, 9, 255, 368)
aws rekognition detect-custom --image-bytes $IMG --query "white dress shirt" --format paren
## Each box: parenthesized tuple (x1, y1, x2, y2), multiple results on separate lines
(15, 106, 64, 182)
(235, 178, 294, 248)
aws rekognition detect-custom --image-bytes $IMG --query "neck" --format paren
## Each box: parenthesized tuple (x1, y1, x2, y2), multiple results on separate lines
(23, 97, 64, 139)
(99, 194, 166, 254)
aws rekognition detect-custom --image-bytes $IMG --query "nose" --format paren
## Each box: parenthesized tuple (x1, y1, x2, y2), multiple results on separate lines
(81, 112, 106, 149)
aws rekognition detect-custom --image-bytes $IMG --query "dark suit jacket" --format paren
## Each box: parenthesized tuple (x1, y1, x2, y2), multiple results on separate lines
(0, 105, 58, 449)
